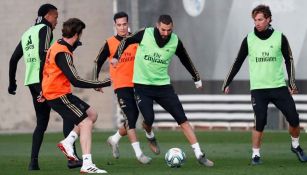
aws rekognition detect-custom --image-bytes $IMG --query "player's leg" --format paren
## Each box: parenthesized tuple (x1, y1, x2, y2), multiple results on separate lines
(116, 87, 151, 163)
(272, 87, 307, 162)
(250, 90, 269, 165)
(77, 107, 107, 173)
(28, 85, 51, 170)
(142, 121, 160, 155)
(134, 85, 160, 156)
(155, 85, 213, 167)
(106, 123, 127, 159)
(48, 94, 107, 173)
(106, 89, 129, 159)
(62, 120, 83, 169)
(251, 130, 263, 165)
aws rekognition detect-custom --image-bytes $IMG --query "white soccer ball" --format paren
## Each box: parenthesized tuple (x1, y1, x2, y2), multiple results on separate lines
(165, 148, 186, 168)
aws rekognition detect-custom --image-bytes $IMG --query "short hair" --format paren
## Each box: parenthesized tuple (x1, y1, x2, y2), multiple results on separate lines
(37, 4, 57, 17)
(158, 14, 173, 25)
(113, 11, 128, 22)
(62, 18, 86, 38)
(252, 4, 272, 22)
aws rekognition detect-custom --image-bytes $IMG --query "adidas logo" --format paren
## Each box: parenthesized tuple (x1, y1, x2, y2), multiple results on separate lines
(86, 167, 97, 172)
(25, 35, 34, 51)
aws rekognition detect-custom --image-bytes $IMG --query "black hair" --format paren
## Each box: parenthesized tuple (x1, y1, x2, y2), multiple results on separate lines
(158, 14, 173, 25)
(113, 11, 128, 22)
(62, 18, 86, 38)
(37, 4, 57, 17)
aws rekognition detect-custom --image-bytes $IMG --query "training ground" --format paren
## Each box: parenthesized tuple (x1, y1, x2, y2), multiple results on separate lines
(1, 130, 307, 175)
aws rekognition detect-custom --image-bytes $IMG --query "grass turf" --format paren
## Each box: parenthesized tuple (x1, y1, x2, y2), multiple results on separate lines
(0, 130, 306, 175)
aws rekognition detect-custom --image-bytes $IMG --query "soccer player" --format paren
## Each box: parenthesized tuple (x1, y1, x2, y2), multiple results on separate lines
(222, 4, 307, 165)
(94, 11, 159, 164)
(111, 14, 214, 167)
(41, 18, 111, 173)
(8, 4, 82, 170)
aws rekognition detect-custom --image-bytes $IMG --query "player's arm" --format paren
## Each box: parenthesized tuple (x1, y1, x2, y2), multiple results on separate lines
(222, 37, 248, 93)
(113, 28, 145, 60)
(8, 41, 23, 95)
(175, 39, 201, 88)
(38, 25, 53, 83)
(55, 52, 111, 88)
(281, 34, 297, 93)
(93, 41, 110, 80)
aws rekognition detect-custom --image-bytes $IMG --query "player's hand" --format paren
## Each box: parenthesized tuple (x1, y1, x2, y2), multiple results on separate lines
(37, 91, 46, 103)
(110, 58, 118, 68)
(94, 88, 104, 93)
(223, 86, 230, 94)
(8, 81, 17, 95)
(194, 80, 202, 89)
(289, 86, 298, 95)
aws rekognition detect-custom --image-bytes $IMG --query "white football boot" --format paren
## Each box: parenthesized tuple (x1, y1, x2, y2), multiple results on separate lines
(80, 164, 107, 174)
(107, 136, 120, 159)
(57, 141, 78, 161)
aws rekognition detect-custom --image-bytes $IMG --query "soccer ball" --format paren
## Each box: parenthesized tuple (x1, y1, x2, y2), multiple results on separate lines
(165, 148, 186, 168)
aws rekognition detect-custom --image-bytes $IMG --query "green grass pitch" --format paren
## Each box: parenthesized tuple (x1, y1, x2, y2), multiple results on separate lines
(0, 130, 306, 175)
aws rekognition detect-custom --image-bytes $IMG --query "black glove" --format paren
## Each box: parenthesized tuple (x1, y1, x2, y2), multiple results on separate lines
(8, 81, 17, 95)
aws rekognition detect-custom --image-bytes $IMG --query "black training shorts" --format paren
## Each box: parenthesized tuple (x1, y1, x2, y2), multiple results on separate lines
(251, 86, 299, 131)
(134, 84, 188, 126)
(47, 93, 90, 125)
(115, 87, 139, 129)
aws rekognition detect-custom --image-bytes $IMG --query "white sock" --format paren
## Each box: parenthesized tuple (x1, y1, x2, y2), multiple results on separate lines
(131, 142, 143, 158)
(111, 130, 122, 143)
(145, 130, 155, 139)
(191, 142, 203, 158)
(291, 136, 300, 148)
(64, 131, 78, 145)
(82, 154, 93, 166)
(252, 148, 260, 158)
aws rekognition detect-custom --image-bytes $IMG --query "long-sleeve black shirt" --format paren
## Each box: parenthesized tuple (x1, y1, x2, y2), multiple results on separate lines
(9, 18, 54, 89)
(94, 35, 125, 79)
(113, 27, 200, 82)
(222, 26, 296, 91)
(55, 39, 111, 88)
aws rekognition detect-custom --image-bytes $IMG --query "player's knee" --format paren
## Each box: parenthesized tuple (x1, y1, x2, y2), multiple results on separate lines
(143, 118, 154, 127)
(255, 120, 266, 131)
(90, 113, 98, 123)
(35, 125, 48, 132)
(255, 124, 265, 132)
(86, 108, 98, 123)
(288, 118, 300, 128)
(127, 119, 137, 129)
(128, 124, 136, 129)
(78, 117, 93, 128)
(176, 116, 188, 125)
(254, 114, 267, 132)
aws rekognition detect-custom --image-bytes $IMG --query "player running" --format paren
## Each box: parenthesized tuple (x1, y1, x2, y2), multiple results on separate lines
(94, 11, 159, 164)
(111, 14, 214, 167)
(41, 18, 111, 173)
(8, 4, 82, 170)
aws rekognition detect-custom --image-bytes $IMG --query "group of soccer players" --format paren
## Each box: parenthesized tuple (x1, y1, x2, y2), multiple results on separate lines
(8, 3, 307, 174)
